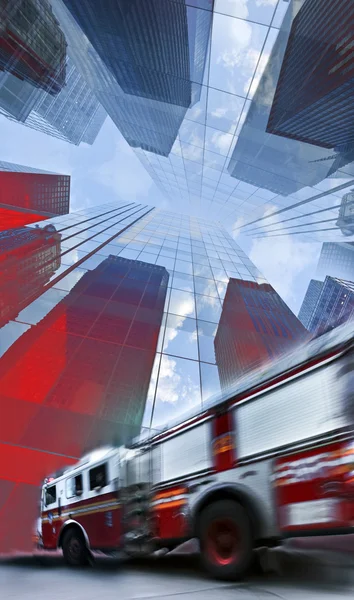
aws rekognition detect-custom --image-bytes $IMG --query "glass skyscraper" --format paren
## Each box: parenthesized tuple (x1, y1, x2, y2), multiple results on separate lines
(51, 0, 212, 157)
(60, 0, 211, 108)
(45, 0, 354, 243)
(298, 279, 324, 330)
(316, 242, 354, 282)
(0, 201, 307, 552)
(0, 0, 67, 95)
(299, 277, 354, 336)
(227, 0, 339, 197)
(0, 160, 70, 229)
(0, 56, 107, 146)
(267, 0, 354, 153)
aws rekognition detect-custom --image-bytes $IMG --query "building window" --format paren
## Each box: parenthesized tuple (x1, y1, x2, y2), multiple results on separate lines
(66, 474, 83, 499)
(89, 463, 108, 491)
(45, 485, 56, 506)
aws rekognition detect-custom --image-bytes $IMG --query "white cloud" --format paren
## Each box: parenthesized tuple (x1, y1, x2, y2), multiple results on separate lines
(92, 136, 154, 201)
(247, 212, 321, 309)
(256, 0, 277, 6)
(232, 215, 246, 238)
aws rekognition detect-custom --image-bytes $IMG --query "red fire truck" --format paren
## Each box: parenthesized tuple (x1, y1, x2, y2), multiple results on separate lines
(36, 322, 354, 580)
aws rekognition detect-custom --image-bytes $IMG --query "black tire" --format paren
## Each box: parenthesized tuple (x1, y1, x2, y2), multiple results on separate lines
(62, 528, 89, 567)
(198, 500, 254, 581)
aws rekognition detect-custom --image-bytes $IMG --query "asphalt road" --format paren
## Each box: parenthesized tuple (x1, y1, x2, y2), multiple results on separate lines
(1, 547, 354, 600)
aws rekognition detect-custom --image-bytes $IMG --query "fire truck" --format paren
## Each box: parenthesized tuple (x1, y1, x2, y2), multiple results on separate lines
(36, 322, 354, 580)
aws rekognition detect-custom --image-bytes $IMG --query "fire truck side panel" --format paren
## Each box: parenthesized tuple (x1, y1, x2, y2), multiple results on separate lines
(156, 421, 213, 483)
(234, 361, 346, 461)
(188, 458, 279, 542)
(64, 491, 121, 549)
(147, 420, 213, 542)
(274, 440, 354, 534)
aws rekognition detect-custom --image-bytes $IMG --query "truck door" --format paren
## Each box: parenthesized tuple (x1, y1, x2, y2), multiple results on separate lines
(42, 484, 58, 549)
(82, 461, 122, 549)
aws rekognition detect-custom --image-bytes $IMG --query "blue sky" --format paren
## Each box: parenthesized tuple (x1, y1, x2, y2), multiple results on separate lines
(1, 111, 321, 316)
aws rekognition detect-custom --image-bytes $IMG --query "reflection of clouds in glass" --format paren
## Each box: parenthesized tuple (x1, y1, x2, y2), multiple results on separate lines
(256, 0, 277, 6)
(196, 294, 222, 323)
(216, 0, 249, 20)
(163, 314, 198, 361)
(181, 143, 203, 162)
(208, 129, 234, 155)
(244, 50, 270, 96)
(216, 17, 252, 71)
(211, 12, 268, 97)
(141, 353, 161, 429)
(151, 355, 201, 428)
(0, 321, 31, 358)
(169, 289, 196, 317)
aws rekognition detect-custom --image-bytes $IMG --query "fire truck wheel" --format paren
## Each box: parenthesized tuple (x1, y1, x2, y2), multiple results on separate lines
(199, 500, 253, 580)
(62, 528, 89, 567)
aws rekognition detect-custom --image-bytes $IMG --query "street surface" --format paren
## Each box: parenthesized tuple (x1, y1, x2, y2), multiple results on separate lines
(2, 543, 354, 600)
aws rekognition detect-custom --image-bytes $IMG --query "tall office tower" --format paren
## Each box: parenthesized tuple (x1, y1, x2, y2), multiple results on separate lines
(61, 0, 210, 107)
(0, 225, 61, 327)
(214, 279, 309, 391)
(0, 70, 41, 122)
(227, 0, 338, 196)
(0, 161, 70, 229)
(300, 277, 354, 336)
(0, 0, 67, 95)
(0, 201, 305, 551)
(336, 190, 354, 238)
(298, 279, 324, 330)
(0, 56, 107, 146)
(267, 0, 354, 155)
(54, 0, 212, 155)
(316, 242, 354, 282)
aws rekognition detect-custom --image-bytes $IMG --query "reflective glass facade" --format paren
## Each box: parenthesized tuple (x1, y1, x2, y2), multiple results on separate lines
(53, 0, 212, 157)
(126, 0, 354, 243)
(0, 161, 70, 229)
(0, 161, 70, 213)
(305, 277, 354, 335)
(0, 56, 107, 146)
(298, 279, 323, 330)
(0, 0, 67, 94)
(316, 242, 354, 283)
(267, 0, 354, 152)
(0, 202, 307, 552)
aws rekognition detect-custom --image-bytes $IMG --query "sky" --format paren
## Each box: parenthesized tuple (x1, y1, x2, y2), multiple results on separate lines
(0, 0, 331, 318)
(1, 111, 321, 316)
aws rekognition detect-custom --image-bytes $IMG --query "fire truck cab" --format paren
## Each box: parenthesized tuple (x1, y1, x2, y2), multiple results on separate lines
(37, 322, 354, 580)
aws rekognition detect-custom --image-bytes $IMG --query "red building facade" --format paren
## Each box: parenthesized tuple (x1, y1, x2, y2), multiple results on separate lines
(0, 164, 70, 229)
(214, 279, 310, 392)
(0, 254, 168, 551)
